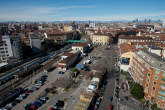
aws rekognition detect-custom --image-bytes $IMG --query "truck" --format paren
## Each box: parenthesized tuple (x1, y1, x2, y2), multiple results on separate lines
(83, 60, 91, 64)
(87, 77, 100, 92)
(74, 90, 95, 110)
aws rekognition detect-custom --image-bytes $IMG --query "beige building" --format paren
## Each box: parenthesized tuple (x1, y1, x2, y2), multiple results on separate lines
(63, 26, 72, 32)
(90, 34, 111, 45)
(56, 51, 80, 71)
(119, 43, 136, 71)
(72, 43, 89, 53)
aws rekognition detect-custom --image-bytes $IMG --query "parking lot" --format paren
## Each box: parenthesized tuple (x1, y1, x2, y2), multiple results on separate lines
(1, 44, 122, 110)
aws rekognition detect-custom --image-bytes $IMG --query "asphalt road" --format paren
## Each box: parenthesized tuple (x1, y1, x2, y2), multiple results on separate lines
(98, 44, 120, 110)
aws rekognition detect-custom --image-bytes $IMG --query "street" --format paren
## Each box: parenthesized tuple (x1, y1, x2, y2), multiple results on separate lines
(98, 44, 120, 110)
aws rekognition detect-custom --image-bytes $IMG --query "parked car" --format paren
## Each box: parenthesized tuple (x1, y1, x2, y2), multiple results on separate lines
(57, 100, 64, 108)
(16, 93, 26, 101)
(108, 104, 113, 110)
(94, 97, 102, 110)
(25, 89, 33, 95)
(58, 71, 64, 74)
(29, 105, 37, 110)
(109, 96, 113, 102)
(49, 107, 55, 110)
(24, 103, 35, 110)
(5, 102, 16, 109)
(35, 83, 42, 88)
(53, 102, 58, 109)
(39, 96, 49, 103)
(0, 108, 7, 110)
(33, 101, 42, 108)
(30, 86, 39, 91)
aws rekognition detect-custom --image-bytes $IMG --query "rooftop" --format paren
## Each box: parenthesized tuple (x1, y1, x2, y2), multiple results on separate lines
(119, 35, 153, 40)
(136, 50, 165, 71)
(120, 43, 136, 54)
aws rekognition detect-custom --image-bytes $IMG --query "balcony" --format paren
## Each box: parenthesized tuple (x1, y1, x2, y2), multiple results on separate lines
(162, 78, 165, 82)
(160, 84, 165, 90)
(158, 90, 165, 96)
(157, 95, 165, 102)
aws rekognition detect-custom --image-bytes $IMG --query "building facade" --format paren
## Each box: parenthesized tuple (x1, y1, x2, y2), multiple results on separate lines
(0, 35, 23, 63)
(72, 43, 89, 53)
(129, 50, 165, 109)
(119, 43, 136, 71)
(90, 34, 111, 45)
(10, 36, 23, 59)
(163, 19, 165, 27)
(56, 51, 80, 71)
(118, 35, 165, 48)
(29, 33, 41, 54)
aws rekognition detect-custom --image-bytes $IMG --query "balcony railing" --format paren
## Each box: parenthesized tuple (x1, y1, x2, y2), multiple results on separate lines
(162, 78, 165, 82)
(158, 90, 165, 96)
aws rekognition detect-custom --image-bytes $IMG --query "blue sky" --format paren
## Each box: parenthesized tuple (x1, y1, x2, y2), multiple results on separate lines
(0, 0, 165, 21)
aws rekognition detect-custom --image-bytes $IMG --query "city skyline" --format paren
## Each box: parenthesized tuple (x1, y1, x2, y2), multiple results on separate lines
(0, 0, 165, 21)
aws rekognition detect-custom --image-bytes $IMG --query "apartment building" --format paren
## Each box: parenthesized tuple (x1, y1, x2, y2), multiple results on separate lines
(56, 51, 80, 71)
(47, 31, 79, 43)
(119, 43, 136, 71)
(0, 35, 23, 63)
(90, 34, 111, 45)
(119, 35, 165, 47)
(0, 40, 8, 63)
(129, 50, 165, 109)
(29, 33, 41, 54)
(72, 43, 89, 54)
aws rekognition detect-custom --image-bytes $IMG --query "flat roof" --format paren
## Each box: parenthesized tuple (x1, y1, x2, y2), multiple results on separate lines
(67, 40, 86, 43)
(136, 50, 165, 71)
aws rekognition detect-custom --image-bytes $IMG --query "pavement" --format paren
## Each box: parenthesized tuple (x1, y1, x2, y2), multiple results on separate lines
(38, 46, 107, 110)
(12, 58, 71, 110)
(118, 73, 147, 110)
(11, 43, 147, 110)
(98, 44, 120, 110)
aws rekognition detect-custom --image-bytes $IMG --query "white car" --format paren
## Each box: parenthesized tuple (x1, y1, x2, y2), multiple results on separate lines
(0, 108, 7, 110)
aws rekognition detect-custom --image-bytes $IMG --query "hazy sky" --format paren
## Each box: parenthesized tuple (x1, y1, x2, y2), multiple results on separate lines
(0, 0, 165, 21)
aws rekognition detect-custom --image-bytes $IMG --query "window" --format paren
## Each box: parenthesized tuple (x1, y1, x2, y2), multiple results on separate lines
(156, 69, 160, 74)
(162, 78, 165, 82)
(148, 73, 151, 77)
(154, 82, 157, 85)
(153, 87, 155, 90)
(154, 76, 159, 80)
(163, 72, 165, 77)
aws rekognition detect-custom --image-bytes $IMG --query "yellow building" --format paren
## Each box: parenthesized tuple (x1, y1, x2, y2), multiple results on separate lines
(119, 43, 136, 71)
(63, 26, 72, 32)
(90, 34, 111, 45)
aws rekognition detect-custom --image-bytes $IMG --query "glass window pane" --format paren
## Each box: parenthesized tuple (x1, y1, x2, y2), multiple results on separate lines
(156, 69, 160, 74)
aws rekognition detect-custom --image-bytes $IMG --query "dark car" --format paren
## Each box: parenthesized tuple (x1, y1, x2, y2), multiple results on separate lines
(109, 96, 113, 102)
(57, 100, 64, 108)
(40, 77, 46, 82)
(94, 97, 102, 110)
(24, 103, 36, 110)
(33, 101, 41, 108)
(58, 71, 64, 74)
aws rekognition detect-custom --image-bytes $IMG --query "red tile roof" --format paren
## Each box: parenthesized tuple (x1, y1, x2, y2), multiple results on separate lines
(59, 53, 76, 64)
(62, 52, 74, 57)
(120, 43, 136, 54)
(119, 35, 153, 40)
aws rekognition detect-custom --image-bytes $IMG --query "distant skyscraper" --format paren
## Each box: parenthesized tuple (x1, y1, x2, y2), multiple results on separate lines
(163, 19, 165, 27)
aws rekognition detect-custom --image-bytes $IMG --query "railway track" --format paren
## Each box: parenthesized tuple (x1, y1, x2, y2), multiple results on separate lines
(0, 56, 59, 100)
